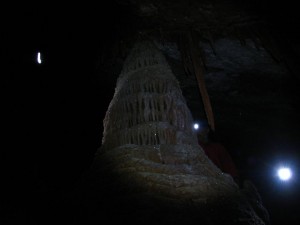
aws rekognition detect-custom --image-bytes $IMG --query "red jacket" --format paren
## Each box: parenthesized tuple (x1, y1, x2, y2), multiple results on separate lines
(199, 141, 239, 179)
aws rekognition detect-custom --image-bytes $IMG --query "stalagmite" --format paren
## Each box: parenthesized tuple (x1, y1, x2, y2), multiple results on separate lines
(95, 40, 237, 198)
(90, 41, 266, 225)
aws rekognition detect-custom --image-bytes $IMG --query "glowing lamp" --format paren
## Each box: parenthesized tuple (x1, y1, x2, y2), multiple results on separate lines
(37, 52, 42, 64)
(193, 123, 199, 130)
(277, 167, 292, 181)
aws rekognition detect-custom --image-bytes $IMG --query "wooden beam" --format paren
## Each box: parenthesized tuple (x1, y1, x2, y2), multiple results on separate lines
(187, 31, 215, 131)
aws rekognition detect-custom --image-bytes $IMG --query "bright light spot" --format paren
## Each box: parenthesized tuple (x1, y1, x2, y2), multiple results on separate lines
(193, 123, 199, 130)
(37, 52, 42, 64)
(277, 167, 292, 181)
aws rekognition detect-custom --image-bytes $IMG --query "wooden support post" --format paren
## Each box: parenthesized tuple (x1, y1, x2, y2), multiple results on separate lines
(187, 31, 215, 131)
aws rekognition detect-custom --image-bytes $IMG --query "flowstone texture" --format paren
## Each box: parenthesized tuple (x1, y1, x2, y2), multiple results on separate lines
(90, 41, 266, 225)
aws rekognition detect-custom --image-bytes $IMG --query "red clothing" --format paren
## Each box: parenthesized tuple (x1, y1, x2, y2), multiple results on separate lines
(199, 142, 239, 179)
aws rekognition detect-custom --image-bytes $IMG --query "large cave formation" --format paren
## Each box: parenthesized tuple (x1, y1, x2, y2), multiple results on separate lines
(85, 40, 270, 225)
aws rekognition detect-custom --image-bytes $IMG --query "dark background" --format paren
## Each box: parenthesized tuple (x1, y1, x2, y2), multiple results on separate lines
(1, 1, 299, 224)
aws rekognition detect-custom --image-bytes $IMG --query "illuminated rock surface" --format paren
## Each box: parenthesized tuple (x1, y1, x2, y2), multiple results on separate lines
(87, 41, 267, 225)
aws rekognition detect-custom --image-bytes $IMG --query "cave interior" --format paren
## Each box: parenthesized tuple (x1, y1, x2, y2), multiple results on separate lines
(2, 1, 300, 224)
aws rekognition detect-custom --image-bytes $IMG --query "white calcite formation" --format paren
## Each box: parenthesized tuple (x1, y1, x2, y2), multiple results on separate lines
(95, 41, 239, 202)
